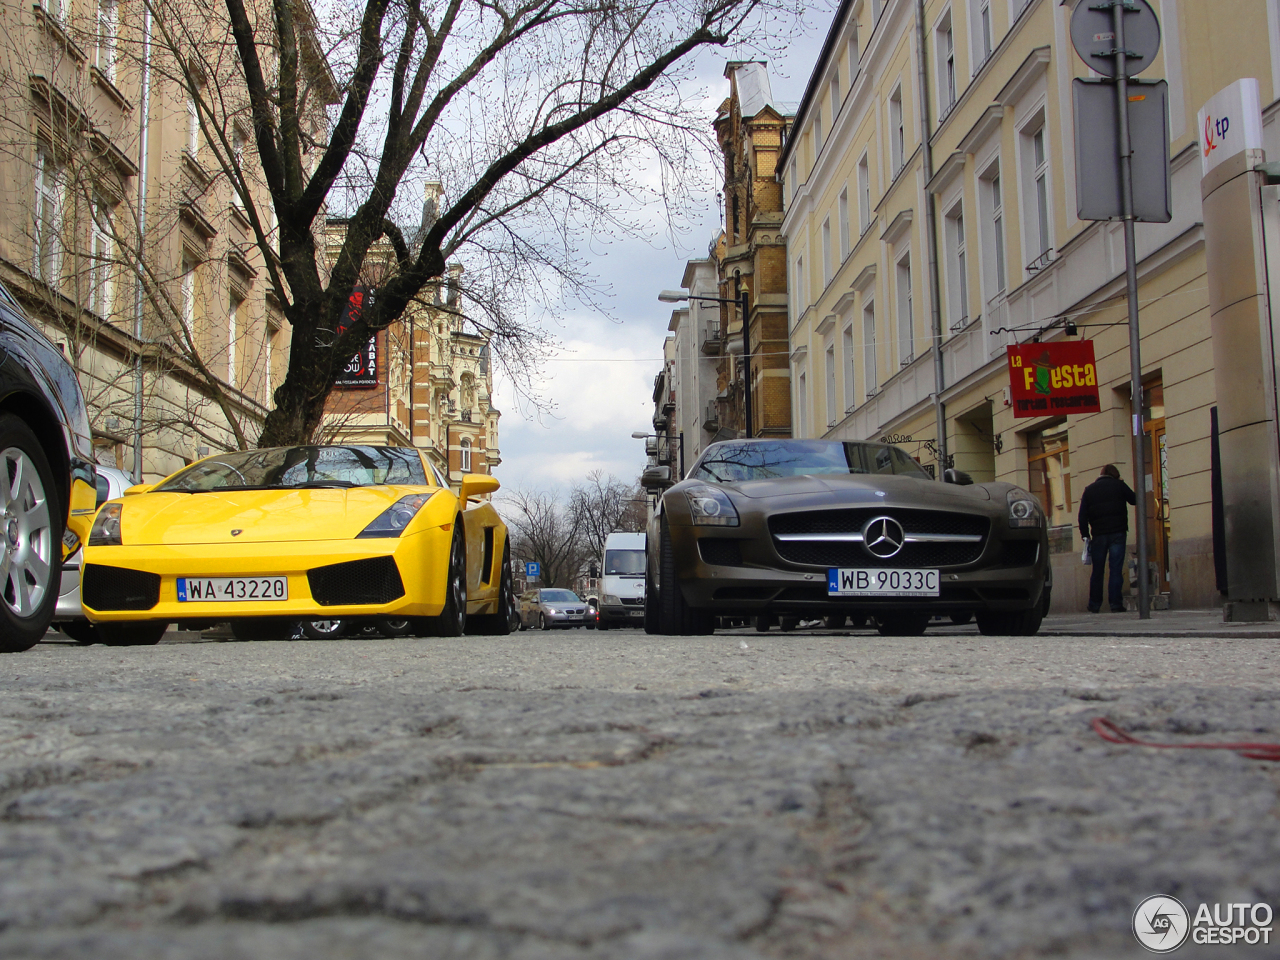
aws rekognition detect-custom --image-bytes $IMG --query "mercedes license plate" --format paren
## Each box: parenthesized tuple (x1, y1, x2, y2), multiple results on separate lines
(828, 568, 939, 597)
(177, 576, 289, 602)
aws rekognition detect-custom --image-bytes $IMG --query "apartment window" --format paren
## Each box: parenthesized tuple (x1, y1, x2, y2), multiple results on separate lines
(872, 0, 882, 19)
(842, 325, 856, 412)
(39, 0, 66, 22)
(232, 128, 247, 208)
(814, 106, 824, 154)
(889, 87, 904, 174)
(794, 255, 806, 317)
(460, 438, 472, 473)
(983, 168, 1007, 294)
(857, 153, 870, 232)
(896, 255, 913, 366)
(848, 29, 859, 75)
(1025, 123, 1051, 258)
(796, 369, 807, 438)
(937, 16, 956, 114)
(265, 321, 279, 400)
(822, 218, 832, 287)
(945, 204, 968, 330)
(180, 254, 196, 333)
(89, 196, 115, 318)
(838, 187, 850, 258)
(863, 301, 877, 391)
(1027, 423, 1072, 528)
(186, 95, 199, 157)
(825, 345, 837, 427)
(96, 0, 118, 80)
(32, 146, 63, 286)
(830, 69, 841, 121)
(228, 291, 242, 387)
(789, 158, 799, 199)
(972, 0, 993, 69)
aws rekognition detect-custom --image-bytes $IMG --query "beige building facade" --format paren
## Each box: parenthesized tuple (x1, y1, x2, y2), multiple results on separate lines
(0, 0, 340, 481)
(781, 0, 1280, 610)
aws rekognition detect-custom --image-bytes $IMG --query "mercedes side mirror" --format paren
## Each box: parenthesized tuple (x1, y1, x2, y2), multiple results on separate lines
(942, 468, 973, 486)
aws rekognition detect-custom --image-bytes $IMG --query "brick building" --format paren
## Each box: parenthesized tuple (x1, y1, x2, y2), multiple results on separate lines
(712, 62, 795, 438)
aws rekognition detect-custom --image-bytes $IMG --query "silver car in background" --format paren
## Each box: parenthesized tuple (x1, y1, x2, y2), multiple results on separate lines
(53, 465, 133, 644)
(519, 588, 591, 630)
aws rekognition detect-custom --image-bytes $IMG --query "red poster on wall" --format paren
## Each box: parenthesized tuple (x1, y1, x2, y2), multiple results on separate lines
(1006, 341, 1101, 418)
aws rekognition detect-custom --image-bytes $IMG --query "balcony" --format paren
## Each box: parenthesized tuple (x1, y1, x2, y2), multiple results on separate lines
(700, 322, 722, 355)
(703, 401, 720, 432)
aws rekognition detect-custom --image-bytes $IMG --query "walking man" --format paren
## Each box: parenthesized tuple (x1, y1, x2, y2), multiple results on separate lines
(1078, 464, 1137, 613)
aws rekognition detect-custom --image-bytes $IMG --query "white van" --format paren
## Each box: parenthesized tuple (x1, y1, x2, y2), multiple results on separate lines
(597, 531, 646, 629)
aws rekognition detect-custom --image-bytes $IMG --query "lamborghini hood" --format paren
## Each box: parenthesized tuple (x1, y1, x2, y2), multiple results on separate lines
(118, 487, 432, 545)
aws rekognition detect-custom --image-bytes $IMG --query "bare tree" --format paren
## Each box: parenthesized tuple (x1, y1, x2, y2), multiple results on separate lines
(501, 486, 587, 589)
(146, 0, 804, 445)
(569, 470, 645, 562)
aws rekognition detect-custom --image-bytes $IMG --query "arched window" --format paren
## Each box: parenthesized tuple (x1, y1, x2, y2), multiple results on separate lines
(460, 437, 471, 473)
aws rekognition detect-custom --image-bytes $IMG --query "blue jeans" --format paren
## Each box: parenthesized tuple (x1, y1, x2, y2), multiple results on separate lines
(1088, 532, 1128, 612)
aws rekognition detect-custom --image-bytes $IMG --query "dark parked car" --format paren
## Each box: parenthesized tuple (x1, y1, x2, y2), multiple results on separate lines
(0, 281, 97, 651)
(645, 439, 1051, 637)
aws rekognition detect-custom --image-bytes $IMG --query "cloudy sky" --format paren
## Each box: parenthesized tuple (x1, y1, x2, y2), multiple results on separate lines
(489, 6, 836, 497)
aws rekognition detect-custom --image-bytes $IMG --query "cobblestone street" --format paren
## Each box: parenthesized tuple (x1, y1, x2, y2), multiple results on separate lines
(2, 627, 1279, 958)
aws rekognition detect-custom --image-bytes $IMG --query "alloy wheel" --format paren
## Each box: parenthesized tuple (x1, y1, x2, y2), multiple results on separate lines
(1, 446, 54, 619)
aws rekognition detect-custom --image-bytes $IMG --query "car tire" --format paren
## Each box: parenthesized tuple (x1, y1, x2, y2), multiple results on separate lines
(539, 612, 550, 631)
(466, 549, 518, 635)
(755, 614, 773, 632)
(643, 579, 660, 635)
(301, 619, 348, 640)
(976, 604, 1044, 636)
(374, 618, 414, 638)
(59, 620, 100, 645)
(0, 415, 63, 653)
(656, 516, 713, 636)
(778, 616, 799, 632)
(98, 621, 169, 646)
(597, 619, 611, 631)
(822, 614, 846, 629)
(876, 613, 930, 636)
(428, 523, 468, 637)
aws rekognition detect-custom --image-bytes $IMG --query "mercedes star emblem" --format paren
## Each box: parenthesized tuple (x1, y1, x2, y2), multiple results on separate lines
(862, 516, 905, 559)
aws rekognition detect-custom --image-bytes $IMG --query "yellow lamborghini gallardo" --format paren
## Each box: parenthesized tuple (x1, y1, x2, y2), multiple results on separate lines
(80, 445, 518, 645)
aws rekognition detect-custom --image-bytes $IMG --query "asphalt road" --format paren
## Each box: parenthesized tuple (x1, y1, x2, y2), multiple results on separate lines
(2, 625, 1279, 959)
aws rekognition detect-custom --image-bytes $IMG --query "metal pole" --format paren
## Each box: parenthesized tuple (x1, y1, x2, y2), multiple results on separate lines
(916, 0, 948, 471)
(131, 0, 153, 483)
(741, 288, 753, 438)
(678, 431, 684, 479)
(1114, 1, 1152, 618)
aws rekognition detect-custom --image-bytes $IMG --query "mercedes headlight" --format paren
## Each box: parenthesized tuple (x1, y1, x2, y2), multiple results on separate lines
(1007, 488, 1043, 528)
(88, 503, 122, 546)
(357, 494, 432, 538)
(603, 594, 622, 605)
(684, 484, 739, 526)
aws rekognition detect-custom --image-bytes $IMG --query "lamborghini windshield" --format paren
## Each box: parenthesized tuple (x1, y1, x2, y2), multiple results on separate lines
(690, 440, 930, 483)
(156, 446, 430, 492)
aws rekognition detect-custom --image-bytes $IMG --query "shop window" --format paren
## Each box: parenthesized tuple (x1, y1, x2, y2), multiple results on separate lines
(1027, 422, 1071, 528)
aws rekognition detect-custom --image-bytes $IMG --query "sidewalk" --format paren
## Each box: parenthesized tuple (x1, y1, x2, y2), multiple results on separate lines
(1040, 607, 1280, 639)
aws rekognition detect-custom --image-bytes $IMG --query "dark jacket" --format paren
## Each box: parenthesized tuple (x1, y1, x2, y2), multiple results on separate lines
(1078, 474, 1137, 539)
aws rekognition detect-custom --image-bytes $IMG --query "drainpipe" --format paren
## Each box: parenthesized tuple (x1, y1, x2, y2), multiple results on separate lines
(130, 0, 152, 483)
(916, 0, 947, 471)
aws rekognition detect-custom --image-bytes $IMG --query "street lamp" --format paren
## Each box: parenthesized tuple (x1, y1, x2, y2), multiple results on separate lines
(631, 430, 683, 479)
(658, 287, 753, 438)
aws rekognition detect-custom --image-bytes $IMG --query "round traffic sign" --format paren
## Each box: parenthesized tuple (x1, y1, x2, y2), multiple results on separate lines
(1070, 0, 1161, 78)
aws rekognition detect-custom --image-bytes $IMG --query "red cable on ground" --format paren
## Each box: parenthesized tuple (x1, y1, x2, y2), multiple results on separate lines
(1092, 717, 1280, 762)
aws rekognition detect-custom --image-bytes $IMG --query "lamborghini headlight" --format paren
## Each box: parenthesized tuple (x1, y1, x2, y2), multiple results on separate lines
(357, 494, 432, 538)
(1007, 488, 1044, 528)
(88, 503, 122, 546)
(684, 484, 739, 526)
